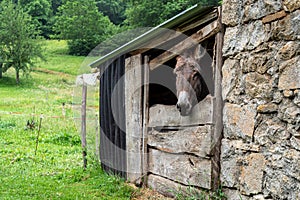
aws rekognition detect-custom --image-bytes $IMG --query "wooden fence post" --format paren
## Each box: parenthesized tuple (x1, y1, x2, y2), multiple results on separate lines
(81, 84, 87, 169)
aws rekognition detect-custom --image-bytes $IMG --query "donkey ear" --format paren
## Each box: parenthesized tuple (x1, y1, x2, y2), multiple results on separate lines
(176, 55, 186, 62)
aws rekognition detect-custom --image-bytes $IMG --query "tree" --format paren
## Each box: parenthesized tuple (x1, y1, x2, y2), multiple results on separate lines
(20, 0, 53, 38)
(0, 0, 44, 84)
(96, 0, 126, 25)
(54, 0, 118, 56)
(124, 0, 219, 28)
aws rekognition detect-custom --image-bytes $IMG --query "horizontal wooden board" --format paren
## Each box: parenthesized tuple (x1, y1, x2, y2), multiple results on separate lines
(147, 174, 204, 198)
(148, 95, 213, 127)
(148, 126, 212, 157)
(148, 148, 212, 189)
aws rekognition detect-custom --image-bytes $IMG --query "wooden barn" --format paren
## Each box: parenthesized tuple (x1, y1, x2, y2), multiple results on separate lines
(90, 5, 223, 196)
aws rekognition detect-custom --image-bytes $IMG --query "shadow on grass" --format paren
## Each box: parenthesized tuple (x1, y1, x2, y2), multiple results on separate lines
(0, 76, 35, 88)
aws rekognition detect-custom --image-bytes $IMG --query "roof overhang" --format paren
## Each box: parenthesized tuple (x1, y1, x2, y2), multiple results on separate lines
(89, 5, 218, 68)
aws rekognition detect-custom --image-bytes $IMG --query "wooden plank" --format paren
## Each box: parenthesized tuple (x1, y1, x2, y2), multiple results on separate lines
(211, 7, 224, 191)
(130, 30, 183, 55)
(142, 55, 150, 182)
(176, 9, 218, 32)
(148, 126, 212, 158)
(149, 20, 220, 70)
(125, 54, 143, 184)
(148, 148, 212, 189)
(148, 95, 213, 127)
(147, 174, 205, 198)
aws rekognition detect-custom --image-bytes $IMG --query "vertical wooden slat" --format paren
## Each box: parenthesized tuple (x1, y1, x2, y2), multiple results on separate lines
(142, 55, 150, 183)
(211, 7, 224, 191)
(125, 54, 143, 184)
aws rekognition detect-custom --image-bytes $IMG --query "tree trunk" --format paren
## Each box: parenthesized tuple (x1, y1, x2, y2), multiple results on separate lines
(16, 69, 20, 84)
(0, 63, 2, 79)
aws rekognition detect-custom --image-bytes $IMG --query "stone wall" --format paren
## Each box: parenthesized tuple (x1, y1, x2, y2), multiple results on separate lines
(221, 0, 300, 199)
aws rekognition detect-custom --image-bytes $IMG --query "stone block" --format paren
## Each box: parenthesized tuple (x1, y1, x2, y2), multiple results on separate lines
(277, 41, 300, 61)
(293, 89, 300, 106)
(244, 52, 276, 75)
(240, 153, 266, 195)
(222, 26, 245, 57)
(283, 149, 300, 181)
(254, 117, 289, 146)
(244, 72, 273, 101)
(257, 103, 278, 113)
(290, 136, 300, 150)
(278, 56, 300, 90)
(244, 0, 282, 22)
(223, 103, 256, 141)
(271, 10, 300, 40)
(247, 20, 270, 51)
(283, 89, 294, 97)
(283, 0, 300, 12)
(223, 188, 250, 200)
(220, 157, 240, 188)
(222, 0, 242, 26)
(264, 170, 300, 200)
(223, 21, 269, 57)
(272, 91, 283, 104)
(278, 98, 300, 124)
(222, 58, 240, 100)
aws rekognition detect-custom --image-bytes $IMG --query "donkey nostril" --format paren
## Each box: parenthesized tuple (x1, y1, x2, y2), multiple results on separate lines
(176, 104, 181, 112)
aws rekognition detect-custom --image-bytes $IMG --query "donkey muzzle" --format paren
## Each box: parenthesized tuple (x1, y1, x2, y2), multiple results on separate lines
(176, 91, 192, 116)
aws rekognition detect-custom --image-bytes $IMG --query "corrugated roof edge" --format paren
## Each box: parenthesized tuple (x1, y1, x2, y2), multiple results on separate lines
(89, 5, 215, 68)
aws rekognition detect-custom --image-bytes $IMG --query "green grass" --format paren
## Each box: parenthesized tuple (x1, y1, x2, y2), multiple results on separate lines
(0, 40, 134, 200)
(39, 40, 86, 75)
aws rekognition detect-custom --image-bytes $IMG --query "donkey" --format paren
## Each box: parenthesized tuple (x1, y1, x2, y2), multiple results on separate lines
(174, 55, 209, 116)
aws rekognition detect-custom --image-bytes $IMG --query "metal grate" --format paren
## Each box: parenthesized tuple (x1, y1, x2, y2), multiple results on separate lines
(99, 55, 126, 178)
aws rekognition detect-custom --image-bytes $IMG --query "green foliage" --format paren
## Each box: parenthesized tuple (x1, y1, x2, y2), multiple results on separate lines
(19, 0, 53, 38)
(124, 0, 220, 28)
(44, 131, 81, 146)
(96, 0, 126, 25)
(174, 184, 227, 200)
(54, 0, 118, 56)
(0, 0, 44, 84)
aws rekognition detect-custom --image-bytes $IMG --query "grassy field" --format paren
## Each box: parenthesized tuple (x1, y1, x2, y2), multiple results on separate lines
(0, 40, 135, 200)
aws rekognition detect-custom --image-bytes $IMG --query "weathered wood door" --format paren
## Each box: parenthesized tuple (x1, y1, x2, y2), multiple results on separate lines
(99, 56, 126, 177)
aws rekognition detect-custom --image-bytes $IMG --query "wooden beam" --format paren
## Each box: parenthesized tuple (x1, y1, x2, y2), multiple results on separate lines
(176, 9, 218, 32)
(149, 20, 220, 70)
(142, 55, 150, 184)
(125, 54, 143, 184)
(211, 6, 224, 191)
(130, 29, 184, 55)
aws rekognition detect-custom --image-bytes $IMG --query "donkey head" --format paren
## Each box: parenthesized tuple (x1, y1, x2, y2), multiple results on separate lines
(174, 55, 208, 116)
